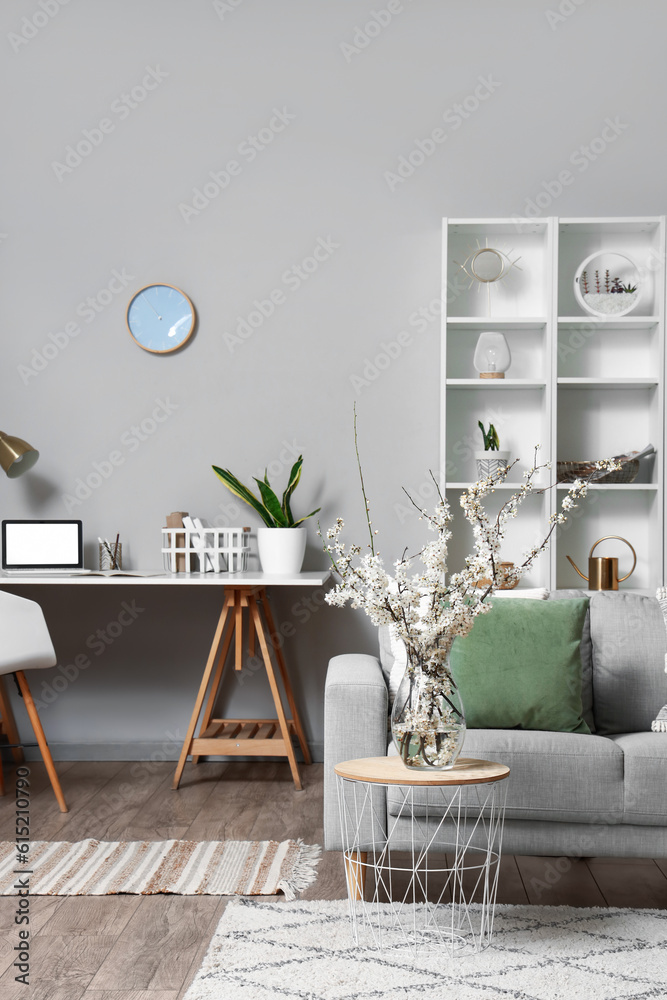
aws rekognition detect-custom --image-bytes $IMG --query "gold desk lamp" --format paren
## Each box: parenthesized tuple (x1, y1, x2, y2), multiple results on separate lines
(0, 431, 39, 478)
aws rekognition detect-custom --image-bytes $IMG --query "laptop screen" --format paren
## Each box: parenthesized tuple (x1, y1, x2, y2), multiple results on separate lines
(2, 520, 83, 569)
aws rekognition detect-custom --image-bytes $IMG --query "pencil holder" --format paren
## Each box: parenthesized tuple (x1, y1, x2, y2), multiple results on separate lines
(99, 542, 122, 570)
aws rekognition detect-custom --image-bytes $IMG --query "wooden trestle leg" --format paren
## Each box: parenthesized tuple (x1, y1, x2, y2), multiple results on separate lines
(261, 592, 312, 765)
(172, 593, 234, 789)
(173, 586, 310, 791)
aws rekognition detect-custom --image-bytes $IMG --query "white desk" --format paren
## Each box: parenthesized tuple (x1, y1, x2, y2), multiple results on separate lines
(1, 571, 329, 587)
(1, 571, 331, 791)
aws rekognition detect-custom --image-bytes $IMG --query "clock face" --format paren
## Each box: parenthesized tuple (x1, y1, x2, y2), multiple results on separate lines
(126, 284, 195, 353)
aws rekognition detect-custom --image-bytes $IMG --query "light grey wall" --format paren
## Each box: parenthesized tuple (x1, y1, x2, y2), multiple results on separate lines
(2, 0, 666, 760)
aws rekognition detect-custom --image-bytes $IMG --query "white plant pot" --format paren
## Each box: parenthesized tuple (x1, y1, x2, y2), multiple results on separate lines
(475, 450, 510, 478)
(257, 526, 307, 575)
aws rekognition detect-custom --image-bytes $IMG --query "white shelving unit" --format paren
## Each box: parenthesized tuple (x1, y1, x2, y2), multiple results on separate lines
(441, 217, 666, 591)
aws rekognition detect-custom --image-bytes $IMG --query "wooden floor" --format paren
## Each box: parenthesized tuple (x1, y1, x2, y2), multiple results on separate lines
(0, 759, 666, 999)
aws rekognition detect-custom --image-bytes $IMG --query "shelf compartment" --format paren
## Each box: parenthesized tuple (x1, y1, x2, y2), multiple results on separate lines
(557, 385, 659, 487)
(445, 387, 549, 485)
(557, 218, 664, 317)
(447, 325, 546, 380)
(446, 222, 551, 319)
(557, 321, 661, 380)
(555, 489, 659, 591)
(445, 488, 550, 588)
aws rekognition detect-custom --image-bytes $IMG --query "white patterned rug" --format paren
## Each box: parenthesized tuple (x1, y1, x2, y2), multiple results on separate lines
(183, 898, 667, 999)
(0, 839, 320, 898)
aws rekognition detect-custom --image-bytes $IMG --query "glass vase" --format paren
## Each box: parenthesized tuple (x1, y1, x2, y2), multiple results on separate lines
(391, 662, 466, 770)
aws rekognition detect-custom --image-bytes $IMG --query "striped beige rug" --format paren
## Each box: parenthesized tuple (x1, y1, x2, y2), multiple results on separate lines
(0, 839, 320, 899)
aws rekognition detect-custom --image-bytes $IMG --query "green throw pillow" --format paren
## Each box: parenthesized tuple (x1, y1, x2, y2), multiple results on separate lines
(449, 598, 590, 734)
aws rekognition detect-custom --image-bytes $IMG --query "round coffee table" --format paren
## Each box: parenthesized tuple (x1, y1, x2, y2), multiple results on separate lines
(334, 755, 510, 955)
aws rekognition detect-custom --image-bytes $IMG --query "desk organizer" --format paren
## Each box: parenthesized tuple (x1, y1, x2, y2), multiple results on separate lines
(161, 527, 251, 573)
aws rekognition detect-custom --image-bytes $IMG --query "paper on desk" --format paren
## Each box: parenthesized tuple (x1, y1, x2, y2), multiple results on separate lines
(87, 571, 165, 577)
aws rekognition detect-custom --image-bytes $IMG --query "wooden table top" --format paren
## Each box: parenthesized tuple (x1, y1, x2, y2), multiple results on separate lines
(334, 755, 510, 786)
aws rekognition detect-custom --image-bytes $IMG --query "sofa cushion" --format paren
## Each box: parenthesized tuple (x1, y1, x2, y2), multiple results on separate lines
(386, 729, 624, 824)
(590, 593, 667, 734)
(548, 589, 594, 732)
(608, 732, 667, 826)
(450, 598, 590, 734)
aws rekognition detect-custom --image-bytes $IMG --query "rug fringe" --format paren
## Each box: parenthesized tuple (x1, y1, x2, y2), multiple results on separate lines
(277, 839, 322, 901)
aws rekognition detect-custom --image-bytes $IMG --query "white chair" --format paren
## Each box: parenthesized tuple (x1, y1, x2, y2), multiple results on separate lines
(0, 590, 68, 812)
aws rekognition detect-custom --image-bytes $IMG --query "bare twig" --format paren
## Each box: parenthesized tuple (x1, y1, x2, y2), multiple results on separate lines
(354, 403, 374, 555)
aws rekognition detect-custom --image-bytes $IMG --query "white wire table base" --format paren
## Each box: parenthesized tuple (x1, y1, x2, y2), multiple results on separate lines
(336, 770, 508, 956)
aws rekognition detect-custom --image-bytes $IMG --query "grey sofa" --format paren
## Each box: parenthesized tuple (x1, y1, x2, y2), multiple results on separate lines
(323, 591, 667, 858)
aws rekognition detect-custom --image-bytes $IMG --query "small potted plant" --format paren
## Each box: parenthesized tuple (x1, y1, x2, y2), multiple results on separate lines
(212, 456, 320, 574)
(475, 421, 510, 478)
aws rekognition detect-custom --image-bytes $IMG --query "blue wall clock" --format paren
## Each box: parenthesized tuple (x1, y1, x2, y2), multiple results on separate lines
(126, 284, 196, 353)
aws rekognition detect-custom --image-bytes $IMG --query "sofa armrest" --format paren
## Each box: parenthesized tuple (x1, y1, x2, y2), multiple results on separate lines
(323, 653, 388, 851)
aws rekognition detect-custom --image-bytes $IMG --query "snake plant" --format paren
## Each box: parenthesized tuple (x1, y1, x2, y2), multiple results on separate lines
(478, 421, 500, 452)
(212, 455, 320, 528)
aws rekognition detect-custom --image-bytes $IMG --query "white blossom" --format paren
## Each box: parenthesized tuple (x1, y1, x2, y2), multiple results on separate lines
(319, 450, 621, 762)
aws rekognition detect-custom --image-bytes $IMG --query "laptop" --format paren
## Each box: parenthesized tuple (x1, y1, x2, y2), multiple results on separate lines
(1, 520, 92, 575)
